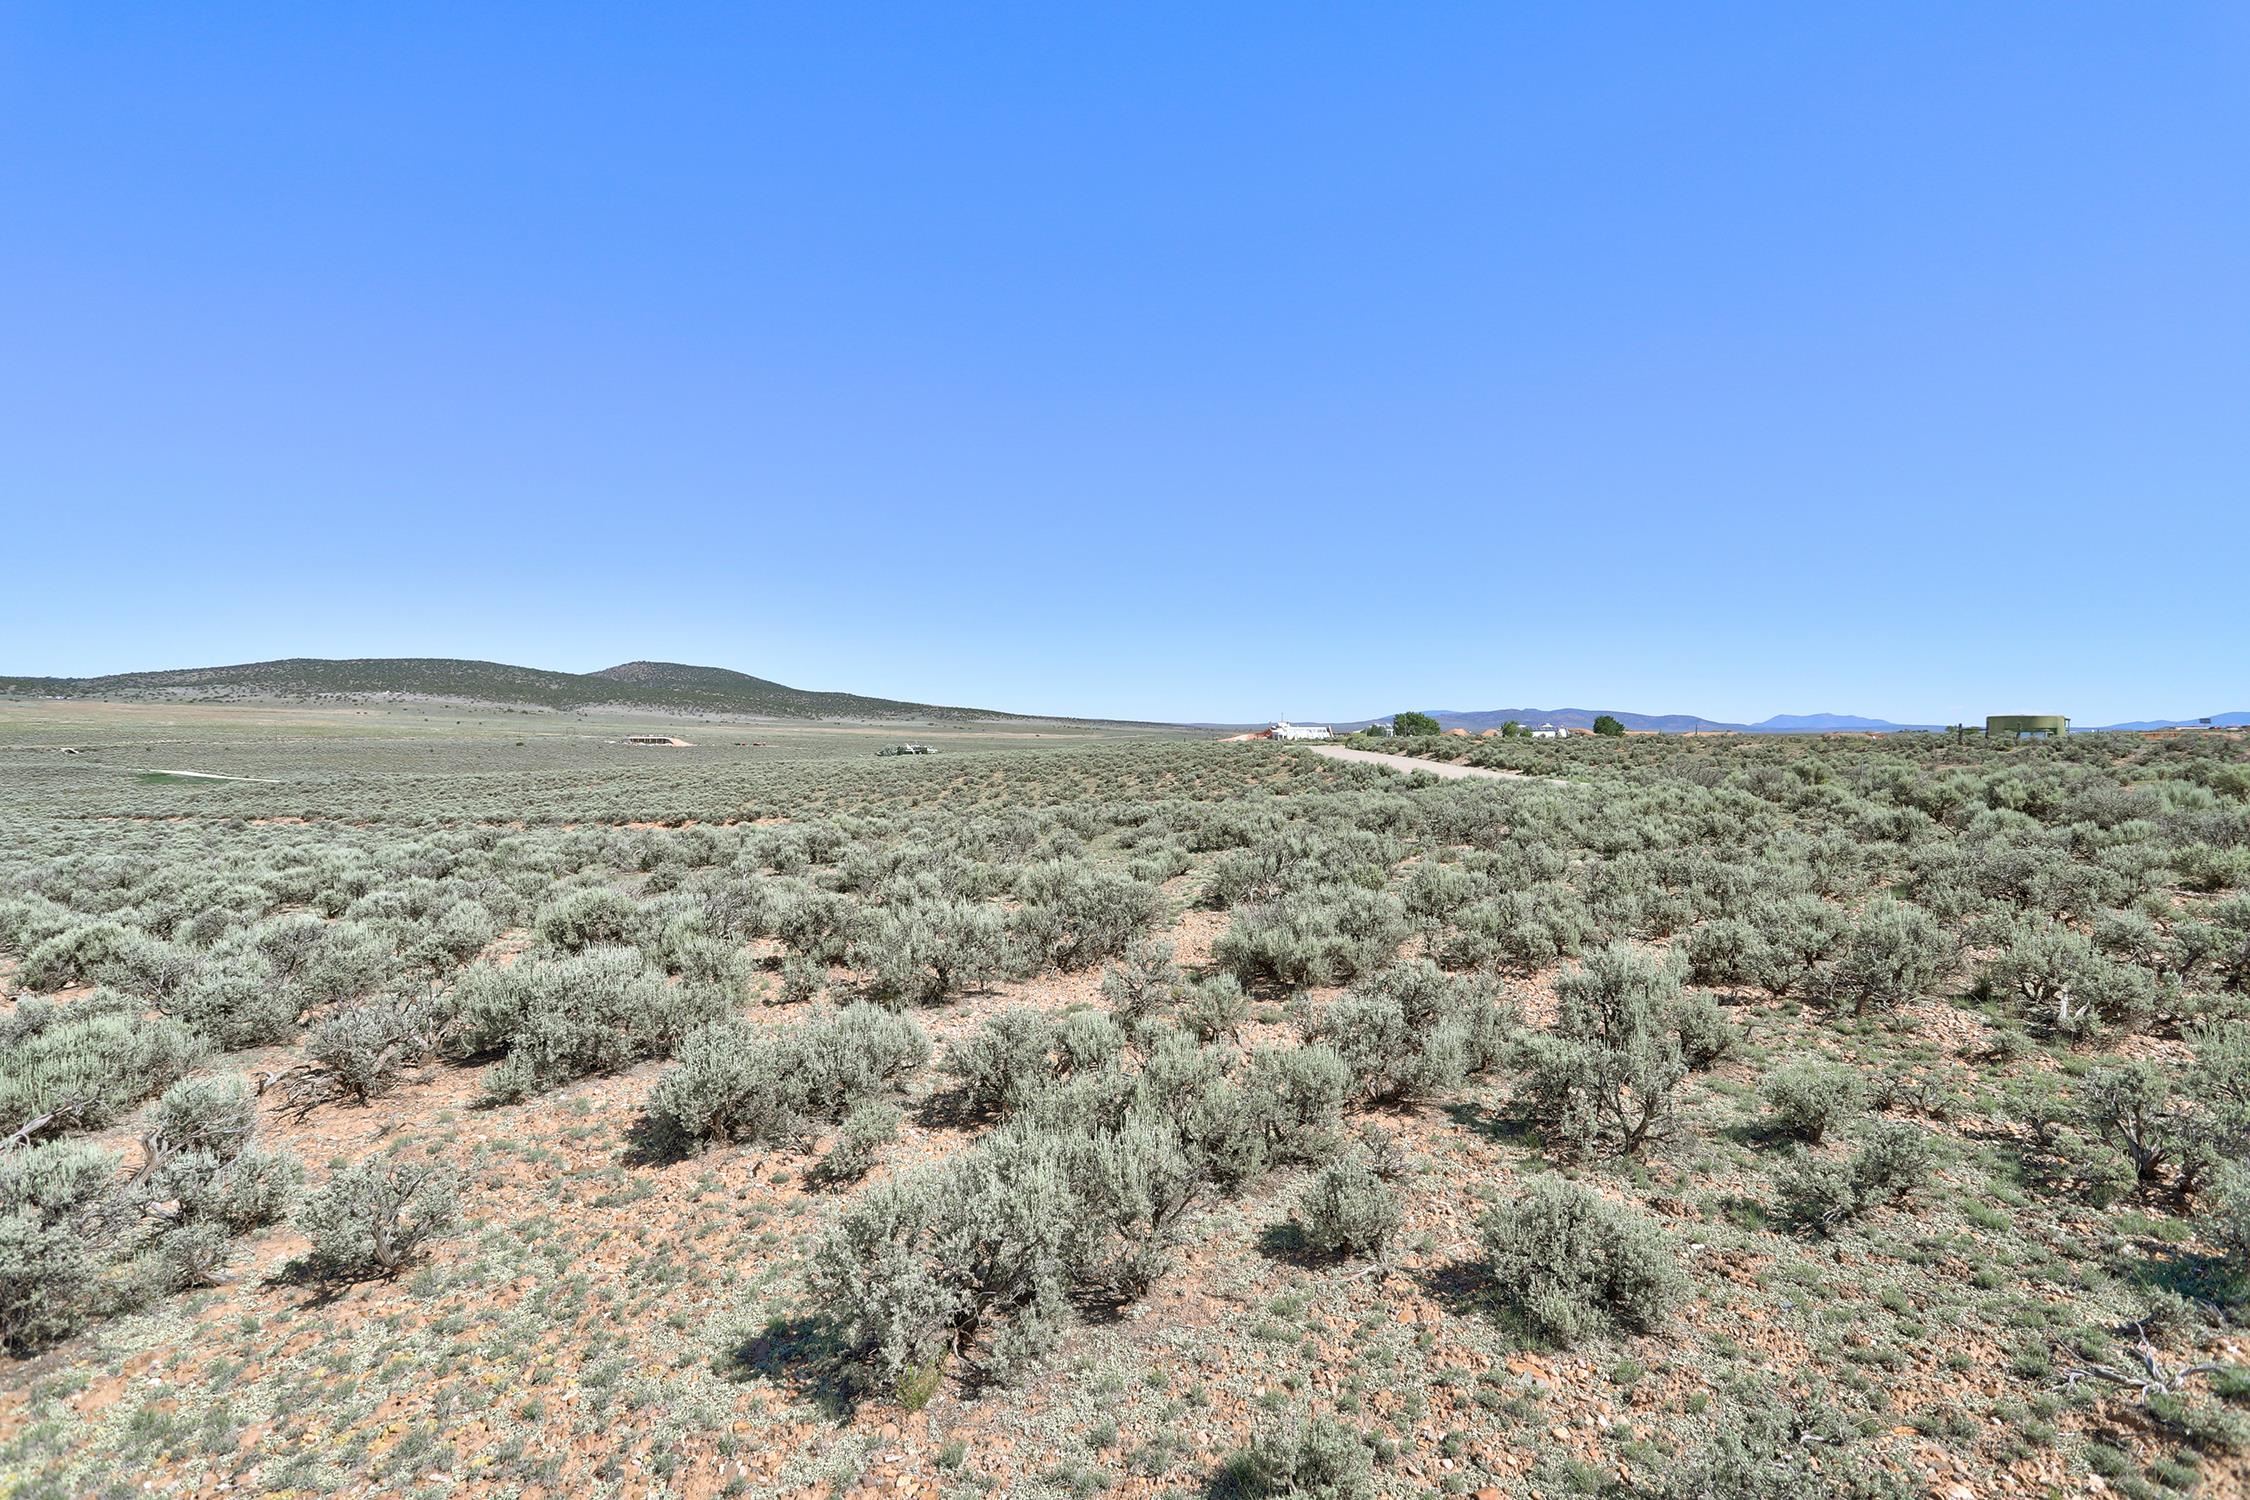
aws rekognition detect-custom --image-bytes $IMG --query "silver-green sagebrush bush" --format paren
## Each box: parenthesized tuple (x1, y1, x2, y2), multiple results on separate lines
(0, 1140, 118, 1354)
(450, 946, 726, 1104)
(1303, 960, 1512, 1107)
(0, 994, 206, 1140)
(1479, 1176, 1685, 1342)
(849, 898, 1010, 1006)
(941, 1006, 1121, 1122)
(1292, 1149, 1402, 1260)
(817, 1101, 903, 1183)
(1217, 1414, 1375, 1500)
(295, 1158, 459, 1281)
(1517, 945, 1688, 1156)
(1760, 1061, 1869, 1144)
(647, 1002, 928, 1149)
(1774, 1120, 1938, 1235)
(0, 1075, 301, 1350)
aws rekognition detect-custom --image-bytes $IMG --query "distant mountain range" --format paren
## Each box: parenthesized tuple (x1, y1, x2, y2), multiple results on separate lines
(2098, 712, 2250, 731)
(5, 658, 2241, 734)
(0, 657, 1032, 723)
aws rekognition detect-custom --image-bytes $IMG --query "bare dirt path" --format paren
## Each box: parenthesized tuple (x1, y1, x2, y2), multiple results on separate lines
(132, 768, 282, 783)
(1306, 744, 1529, 780)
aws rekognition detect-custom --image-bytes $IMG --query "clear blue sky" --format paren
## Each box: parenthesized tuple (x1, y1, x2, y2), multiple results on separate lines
(5, 5, 2245, 725)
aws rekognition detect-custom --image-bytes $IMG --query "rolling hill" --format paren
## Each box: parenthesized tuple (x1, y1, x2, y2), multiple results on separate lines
(0, 657, 1026, 723)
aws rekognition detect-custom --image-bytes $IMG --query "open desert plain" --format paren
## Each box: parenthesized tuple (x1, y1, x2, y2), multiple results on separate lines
(4, 699, 2248, 1500)
(7, 6, 2249, 1498)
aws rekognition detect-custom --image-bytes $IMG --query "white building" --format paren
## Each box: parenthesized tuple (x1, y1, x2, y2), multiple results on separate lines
(1269, 720, 1332, 741)
(1530, 723, 1566, 739)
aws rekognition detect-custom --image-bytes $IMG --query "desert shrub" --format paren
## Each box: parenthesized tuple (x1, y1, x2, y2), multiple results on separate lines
(1742, 896, 1851, 999)
(1292, 1151, 1401, 1260)
(532, 885, 642, 954)
(1517, 946, 1687, 1155)
(452, 947, 724, 1104)
(2176, 843, 2250, 894)
(1307, 994, 1461, 1108)
(407, 899, 498, 974)
(0, 995, 206, 1140)
(1440, 883, 1589, 975)
(851, 898, 1010, 1006)
(653, 922, 756, 995)
(1301, 961, 1509, 1109)
(818, 1101, 903, 1183)
(1402, 858, 1481, 947)
(1213, 892, 1408, 991)
(90, 931, 196, 1003)
(1832, 898, 1953, 1013)
(1177, 973, 1252, 1043)
(18, 921, 141, 991)
(164, 949, 299, 1048)
(811, 1111, 1208, 1392)
(1010, 865, 1162, 972)
(1981, 919, 2160, 1040)
(2183, 1019, 2250, 1172)
(1200, 827, 1397, 910)
(1651, 1388, 1912, 1500)
(647, 1019, 797, 1147)
(695, 872, 780, 941)
(773, 884, 857, 965)
(0, 1205, 101, 1354)
(304, 986, 449, 1102)
(1479, 1176, 1684, 1342)
(146, 1075, 257, 1157)
(943, 1007, 1120, 1121)
(1772, 1152, 1862, 1236)
(246, 912, 329, 981)
(807, 1127, 1083, 1391)
(136, 1078, 303, 1280)
(1670, 992, 1739, 1068)
(1852, 1119, 1936, 1197)
(1131, 1032, 1266, 1185)
(1216, 1043, 1349, 1170)
(2076, 1061, 2190, 1187)
(1217, 1414, 1375, 1500)
(2202, 1164, 2250, 1274)
(1100, 937, 1186, 1029)
(0, 895, 75, 958)
(1061, 1111, 1206, 1295)
(1761, 1062, 1868, 1143)
(295, 1158, 460, 1280)
(293, 921, 398, 1007)
(1775, 1120, 1937, 1234)
(778, 953, 828, 1005)
(0, 1140, 120, 1354)
(161, 1144, 304, 1239)
(1685, 918, 1768, 990)
(647, 1003, 928, 1148)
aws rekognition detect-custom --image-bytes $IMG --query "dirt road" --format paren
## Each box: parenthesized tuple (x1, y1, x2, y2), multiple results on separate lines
(1306, 745, 1529, 780)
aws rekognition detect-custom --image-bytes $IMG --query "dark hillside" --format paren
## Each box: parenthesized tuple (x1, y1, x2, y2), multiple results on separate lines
(0, 656, 1022, 721)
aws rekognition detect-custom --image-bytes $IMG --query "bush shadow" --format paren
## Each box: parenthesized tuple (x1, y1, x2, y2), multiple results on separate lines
(714, 1314, 863, 1421)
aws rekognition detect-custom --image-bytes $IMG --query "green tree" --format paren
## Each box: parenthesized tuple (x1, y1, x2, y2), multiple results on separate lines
(1592, 715, 1626, 737)
(1392, 711, 1440, 737)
